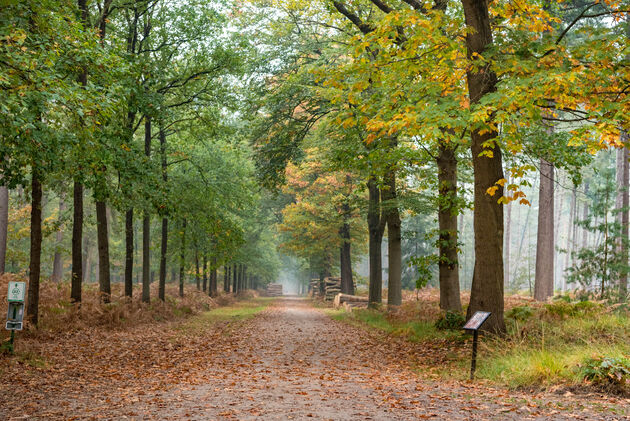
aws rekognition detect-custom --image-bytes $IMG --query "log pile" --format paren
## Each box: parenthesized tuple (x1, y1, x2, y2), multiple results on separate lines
(309, 279, 321, 298)
(333, 293, 369, 310)
(324, 277, 341, 301)
(265, 283, 283, 297)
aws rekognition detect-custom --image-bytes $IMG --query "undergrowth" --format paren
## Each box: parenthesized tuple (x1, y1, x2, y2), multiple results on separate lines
(329, 289, 630, 395)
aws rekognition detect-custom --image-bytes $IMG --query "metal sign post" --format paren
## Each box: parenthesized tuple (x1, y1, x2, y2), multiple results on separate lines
(463, 311, 491, 380)
(5, 282, 26, 354)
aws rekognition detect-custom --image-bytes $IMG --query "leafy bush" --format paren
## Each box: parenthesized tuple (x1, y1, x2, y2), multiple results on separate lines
(434, 311, 465, 330)
(506, 305, 534, 322)
(580, 355, 630, 395)
(544, 300, 603, 319)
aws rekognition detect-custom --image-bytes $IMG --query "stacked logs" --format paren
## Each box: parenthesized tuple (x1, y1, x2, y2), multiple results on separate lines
(309, 279, 321, 298)
(333, 293, 369, 311)
(266, 283, 283, 297)
(324, 277, 341, 301)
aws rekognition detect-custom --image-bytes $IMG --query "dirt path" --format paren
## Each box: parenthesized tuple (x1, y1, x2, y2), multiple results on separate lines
(1, 297, 628, 420)
(119, 298, 627, 420)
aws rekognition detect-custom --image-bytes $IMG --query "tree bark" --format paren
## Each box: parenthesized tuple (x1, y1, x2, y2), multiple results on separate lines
(202, 254, 208, 292)
(339, 176, 354, 295)
(367, 175, 386, 307)
(384, 169, 402, 307)
(0, 184, 7, 274)
(179, 219, 186, 298)
(563, 185, 577, 290)
(142, 116, 151, 303)
(437, 144, 462, 311)
(211, 257, 218, 297)
(71, 181, 83, 302)
(159, 126, 168, 302)
(617, 136, 629, 299)
(461, 0, 505, 333)
(51, 196, 66, 282)
(232, 263, 237, 293)
(582, 183, 590, 249)
(125, 209, 133, 297)
(224, 265, 230, 292)
(95, 199, 111, 303)
(195, 247, 200, 290)
(27, 170, 43, 326)
(534, 158, 555, 301)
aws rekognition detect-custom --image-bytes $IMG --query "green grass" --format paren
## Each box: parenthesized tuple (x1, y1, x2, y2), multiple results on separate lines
(328, 307, 461, 342)
(328, 300, 630, 393)
(179, 297, 273, 335)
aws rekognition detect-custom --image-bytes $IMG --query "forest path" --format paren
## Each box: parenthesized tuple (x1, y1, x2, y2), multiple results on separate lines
(120, 297, 627, 420)
(1, 297, 628, 420)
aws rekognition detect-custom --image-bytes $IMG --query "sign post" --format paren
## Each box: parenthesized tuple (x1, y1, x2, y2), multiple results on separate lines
(463, 311, 491, 380)
(5, 282, 26, 354)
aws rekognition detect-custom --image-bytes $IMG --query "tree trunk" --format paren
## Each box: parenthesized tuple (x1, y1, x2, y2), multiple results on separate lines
(179, 219, 186, 298)
(95, 199, 111, 303)
(367, 175, 385, 307)
(534, 158, 555, 301)
(232, 263, 237, 293)
(195, 247, 200, 290)
(0, 183, 7, 274)
(384, 169, 402, 307)
(159, 126, 168, 302)
(51, 196, 66, 282)
(461, 0, 505, 333)
(202, 254, 208, 292)
(224, 265, 230, 292)
(563, 185, 577, 290)
(27, 170, 43, 326)
(437, 144, 462, 311)
(582, 183, 590, 249)
(211, 257, 218, 297)
(125, 209, 133, 297)
(71, 181, 83, 302)
(617, 137, 629, 299)
(339, 200, 354, 295)
(142, 116, 151, 303)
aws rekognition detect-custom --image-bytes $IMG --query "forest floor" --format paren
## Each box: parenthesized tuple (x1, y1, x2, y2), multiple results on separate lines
(0, 297, 629, 420)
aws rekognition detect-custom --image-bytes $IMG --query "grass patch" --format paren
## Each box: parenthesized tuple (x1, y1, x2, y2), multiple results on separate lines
(328, 292, 630, 395)
(179, 297, 273, 335)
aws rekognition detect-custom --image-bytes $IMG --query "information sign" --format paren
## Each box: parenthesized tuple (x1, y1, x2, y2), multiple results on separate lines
(7, 282, 26, 302)
(463, 311, 491, 331)
(463, 311, 492, 380)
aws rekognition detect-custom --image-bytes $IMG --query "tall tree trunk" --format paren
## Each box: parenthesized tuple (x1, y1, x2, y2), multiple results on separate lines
(0, 183, 7, 274)
(232, 263, 237, 293)
(563, 185, 577, 290)
(179, 219, 186, 298)
(82, 234, 90, 283)
(461, 0, 505, 332)
(339, 222, 354, 295)
(195, 247, 200, 290)
(534, 158, 555, 301)
(617, 138, 629, 299)
(384, 169, 402, 307)
(437, 144, 462, 311)
(211, 257, 218, 297)
(159, 126, 168, 302)
(224, 265, 230, 292)
(142, 117, 151, 303)
(367, 175, 385, 306)
(202, 254, 208, 292)
(27, 170, 43, 326)
(95, 199, 111, 303)
(582, 182, 590, 250)
(51, 196, 66, 282)
(125, 209, 133, 297)
(72, 181, 84, 300)
(504, 173, 512, 288)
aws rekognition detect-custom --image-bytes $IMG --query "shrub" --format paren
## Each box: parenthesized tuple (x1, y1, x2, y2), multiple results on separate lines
(579, 355, 630, 396)
(435, 311, 465, 330)
(506, 305, 534, 322)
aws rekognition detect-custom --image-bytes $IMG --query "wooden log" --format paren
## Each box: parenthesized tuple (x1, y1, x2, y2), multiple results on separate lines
(334, 293, 369, 308)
